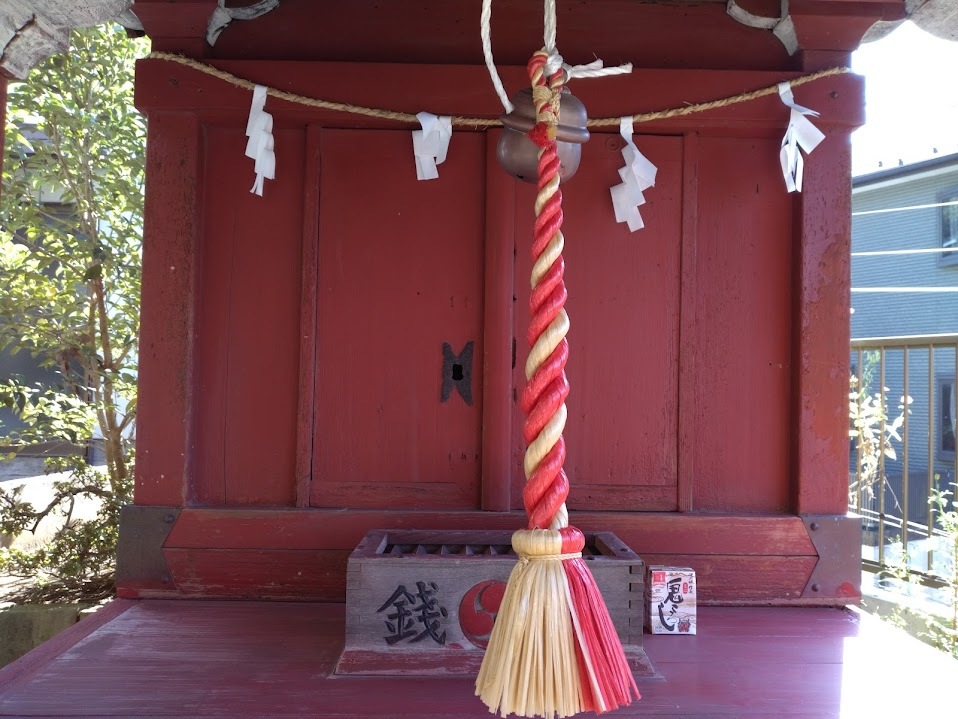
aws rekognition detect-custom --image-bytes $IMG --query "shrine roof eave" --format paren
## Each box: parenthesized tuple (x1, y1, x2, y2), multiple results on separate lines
(0, 1, 955, 80)
(0, 1, 142, 79)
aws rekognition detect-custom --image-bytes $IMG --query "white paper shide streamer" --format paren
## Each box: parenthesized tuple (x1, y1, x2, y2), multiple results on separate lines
(412, 112, 452, 181)
(778, 82, 825, 193)
(245, 85, 275, 196)
(610, 117, 657, 232)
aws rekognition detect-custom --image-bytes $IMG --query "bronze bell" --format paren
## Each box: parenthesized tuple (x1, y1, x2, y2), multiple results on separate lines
(497, 86, 590, 183)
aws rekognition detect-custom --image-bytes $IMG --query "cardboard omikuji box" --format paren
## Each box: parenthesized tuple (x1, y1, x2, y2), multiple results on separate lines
(647, 566, 697, 634)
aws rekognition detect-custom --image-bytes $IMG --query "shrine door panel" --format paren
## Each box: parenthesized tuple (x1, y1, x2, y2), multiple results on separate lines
(194, 126, 304, 506)
(512, 135, 683, 511)
(691, 137, 793, 513)
(310, 129, 485, 509)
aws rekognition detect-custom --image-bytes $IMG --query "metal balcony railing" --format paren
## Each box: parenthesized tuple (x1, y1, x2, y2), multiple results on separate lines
(849, 334, 958, 582)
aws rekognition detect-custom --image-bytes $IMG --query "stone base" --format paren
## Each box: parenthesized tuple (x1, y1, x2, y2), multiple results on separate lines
(0, 603, 86, 668)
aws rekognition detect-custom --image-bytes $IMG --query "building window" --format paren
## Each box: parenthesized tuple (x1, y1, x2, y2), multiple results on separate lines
(940, 378, 956, 460)
(941, 192, 958, 266)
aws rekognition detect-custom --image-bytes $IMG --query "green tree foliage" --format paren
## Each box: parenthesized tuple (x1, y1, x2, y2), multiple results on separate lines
(850, 372, 958, 660)
(848, 371, 905, 513)
(0, 25, 147, 600)
(925, 482, 958, 658)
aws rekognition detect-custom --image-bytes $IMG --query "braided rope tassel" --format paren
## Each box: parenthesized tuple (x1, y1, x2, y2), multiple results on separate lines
(476, 50, 639, 719)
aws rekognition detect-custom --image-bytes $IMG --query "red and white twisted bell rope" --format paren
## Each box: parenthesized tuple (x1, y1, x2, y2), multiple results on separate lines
(521, 50, 573, 535)
(475, 50, 638, 718)
(520, 50, 639, 714)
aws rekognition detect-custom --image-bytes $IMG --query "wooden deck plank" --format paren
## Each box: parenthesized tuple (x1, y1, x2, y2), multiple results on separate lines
(0, 602, 954, 718)
(0, 600, 135, 694)
(646, 606, 861, 637)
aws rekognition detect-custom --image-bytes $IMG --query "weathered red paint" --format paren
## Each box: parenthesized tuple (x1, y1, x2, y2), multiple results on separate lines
(126, 508, 858, 605)
(692, 136, 795, 513)
(677, 132, 700, 512)
(193, 126, 303, 506)
(135, 112, 201, 507)
(135, 0, 794, 69)
(309, 129, 485, 510)
(481, 129, 516, 512)
(126, 0, 880, 607)
(295, 125, 323, 507)
(794, 134, 854, 516)
(164, 509, 815, 555)
(512, 135, 684, 511)
(3, 601, 955, 717)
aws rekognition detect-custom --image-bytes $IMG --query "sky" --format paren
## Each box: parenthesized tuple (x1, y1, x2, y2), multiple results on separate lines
(851, 21, 958, 177)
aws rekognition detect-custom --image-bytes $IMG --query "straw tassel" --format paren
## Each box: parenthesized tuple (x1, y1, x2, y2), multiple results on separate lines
(475, 50, 639, 719)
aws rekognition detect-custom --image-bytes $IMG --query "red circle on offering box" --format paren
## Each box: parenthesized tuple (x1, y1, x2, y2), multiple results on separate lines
(459, 580, 507, 648)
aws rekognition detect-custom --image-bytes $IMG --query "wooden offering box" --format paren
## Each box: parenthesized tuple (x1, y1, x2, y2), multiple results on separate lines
(336, 529, 653, 676)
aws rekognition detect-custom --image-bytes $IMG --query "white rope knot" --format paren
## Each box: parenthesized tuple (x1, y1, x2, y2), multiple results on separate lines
(541, 0, 631, 80)
(545, 49, 564, 76)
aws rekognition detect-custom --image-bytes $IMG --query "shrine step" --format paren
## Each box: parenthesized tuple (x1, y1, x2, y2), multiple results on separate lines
(336, 529, 654, 677)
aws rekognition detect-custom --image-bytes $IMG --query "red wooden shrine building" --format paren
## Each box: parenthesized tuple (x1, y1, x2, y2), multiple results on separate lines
(3, 1, 958, 717)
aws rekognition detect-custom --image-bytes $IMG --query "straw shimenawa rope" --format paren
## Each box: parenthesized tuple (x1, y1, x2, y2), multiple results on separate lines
(146, 52, 850, 129)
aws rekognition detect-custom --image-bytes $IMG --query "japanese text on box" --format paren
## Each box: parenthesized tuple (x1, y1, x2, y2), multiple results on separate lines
(647, 566, 696, 635)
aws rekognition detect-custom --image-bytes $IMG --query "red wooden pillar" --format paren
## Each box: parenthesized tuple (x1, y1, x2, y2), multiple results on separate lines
(789, 67, 860, 517)
(790, 15, 861, 517)
(134, 111, 203, 506)
(788, 114, 863, 602)
(794, 131, 853, 516)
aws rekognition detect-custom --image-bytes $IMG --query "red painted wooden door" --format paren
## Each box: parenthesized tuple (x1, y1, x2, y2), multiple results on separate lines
(512, 135, 684, 511)
(193, 126, 305, 506)
(310, 129, 682, 512)
(310, 129, 485, 509)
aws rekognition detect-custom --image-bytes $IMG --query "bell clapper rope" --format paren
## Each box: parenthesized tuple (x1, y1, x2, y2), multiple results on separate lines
(476, 6, 640, 717)
(474, 50, 639, 719)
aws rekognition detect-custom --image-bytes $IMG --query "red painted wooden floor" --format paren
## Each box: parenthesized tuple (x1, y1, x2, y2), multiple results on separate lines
(0, 601, 955, 718)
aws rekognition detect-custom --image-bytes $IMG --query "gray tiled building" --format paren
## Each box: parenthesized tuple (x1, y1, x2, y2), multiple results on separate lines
(850, 153, 958, 526)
